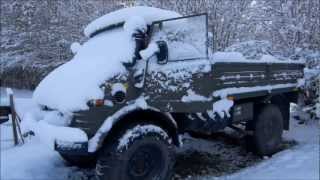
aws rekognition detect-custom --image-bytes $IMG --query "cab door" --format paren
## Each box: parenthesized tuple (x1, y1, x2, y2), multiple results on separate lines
(143, 14, 213, 112)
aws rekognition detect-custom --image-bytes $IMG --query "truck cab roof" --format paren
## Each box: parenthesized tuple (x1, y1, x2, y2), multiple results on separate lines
(84, 6, 181, 38)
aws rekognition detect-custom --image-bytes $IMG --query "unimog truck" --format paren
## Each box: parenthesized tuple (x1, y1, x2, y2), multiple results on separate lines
(30, 7, 304, 180)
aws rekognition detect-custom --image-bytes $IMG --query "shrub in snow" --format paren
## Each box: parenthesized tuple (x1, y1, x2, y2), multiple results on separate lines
(293, 50, 320, 121)
(225, 40, 284, 60)
(70, 42, 82, 54)
(303, 72, 320, 120)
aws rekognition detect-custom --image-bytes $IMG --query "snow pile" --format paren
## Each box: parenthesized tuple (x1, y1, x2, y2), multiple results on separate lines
(181, 90, 211, 102)
(21, 110, 71, 132)
(84, 6, 181, 37)
(117, 124, 169, 151)
(1, 138, 74, 180)
(20, 108, 87, 149)
(23, 117, 88, 150)
(33, 23, 136, 113)
(211, 98, 234, 118)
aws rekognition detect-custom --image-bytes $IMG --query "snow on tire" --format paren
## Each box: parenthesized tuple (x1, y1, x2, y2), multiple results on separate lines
(96, 123, 175, 180)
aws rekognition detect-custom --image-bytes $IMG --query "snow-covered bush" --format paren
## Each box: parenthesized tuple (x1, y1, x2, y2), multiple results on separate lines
(303, 70, 320, 120)
(225, 41, 276, 60)
(292, 50, 320, 121)
(70, 42, 82, 54)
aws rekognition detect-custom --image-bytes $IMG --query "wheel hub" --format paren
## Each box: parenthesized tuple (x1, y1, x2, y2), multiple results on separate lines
(128, 146, 159, 178)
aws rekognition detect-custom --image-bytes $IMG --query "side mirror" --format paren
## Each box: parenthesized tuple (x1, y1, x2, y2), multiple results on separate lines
(156, 41, 168, 65)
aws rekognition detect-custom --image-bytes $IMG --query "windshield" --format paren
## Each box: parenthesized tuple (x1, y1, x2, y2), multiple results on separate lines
(150, 14, 208, 61)
(33, 27, 135, 113)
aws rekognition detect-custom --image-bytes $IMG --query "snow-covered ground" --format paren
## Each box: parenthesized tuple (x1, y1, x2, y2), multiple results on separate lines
(213, 120, 319, 180)
(0, 88, 319, 180)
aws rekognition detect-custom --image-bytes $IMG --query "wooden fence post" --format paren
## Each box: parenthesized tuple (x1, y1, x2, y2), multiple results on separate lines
(9, 93, 19, 146)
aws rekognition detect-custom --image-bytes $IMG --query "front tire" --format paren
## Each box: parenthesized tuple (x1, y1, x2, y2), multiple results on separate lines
(96, 123, 175, 180)
(59, 153, 97, 168)
(247, 104, 283, 156)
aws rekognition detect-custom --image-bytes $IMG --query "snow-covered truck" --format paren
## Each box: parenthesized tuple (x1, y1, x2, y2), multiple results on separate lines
(29, 7, 304, 180)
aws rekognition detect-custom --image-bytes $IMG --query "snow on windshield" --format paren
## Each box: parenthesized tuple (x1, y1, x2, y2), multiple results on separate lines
(150, 14, 207, 61)
(33, 28, 134, 113)
(84, 6, 181, 37)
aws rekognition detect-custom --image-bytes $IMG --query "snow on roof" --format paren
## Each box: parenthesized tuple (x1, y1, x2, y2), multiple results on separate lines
(84, 6, 181, 37)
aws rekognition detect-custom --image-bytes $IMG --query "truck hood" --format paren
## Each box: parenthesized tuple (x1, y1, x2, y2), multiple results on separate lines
(33, 28, 134, 113)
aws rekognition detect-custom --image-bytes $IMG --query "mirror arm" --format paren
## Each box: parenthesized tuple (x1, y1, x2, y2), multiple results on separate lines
(141, 57, 150, 89)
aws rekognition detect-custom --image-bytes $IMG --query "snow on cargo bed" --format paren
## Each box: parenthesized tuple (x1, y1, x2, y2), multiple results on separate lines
(84, 6, 181, 37)
(211, 52, 305, 64)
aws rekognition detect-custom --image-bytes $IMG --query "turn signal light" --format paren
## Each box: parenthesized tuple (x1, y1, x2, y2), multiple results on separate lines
(88, 99, 104, 107)
(95, 99, 104, 106)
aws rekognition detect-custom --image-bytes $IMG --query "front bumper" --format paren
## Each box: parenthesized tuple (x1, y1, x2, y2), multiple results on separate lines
(27, 118, 90, 155)
(54, 140, 89, 155)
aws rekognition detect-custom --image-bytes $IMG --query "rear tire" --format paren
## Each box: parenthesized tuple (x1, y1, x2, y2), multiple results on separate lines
(95, 123, 175, 180)
(247, 104, 283, 156)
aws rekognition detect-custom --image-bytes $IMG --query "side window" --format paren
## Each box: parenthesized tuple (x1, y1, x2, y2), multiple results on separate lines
(150, 14, 208, 61)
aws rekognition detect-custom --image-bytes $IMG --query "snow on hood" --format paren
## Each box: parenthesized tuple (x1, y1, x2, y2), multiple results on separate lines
(33, 28, 134, 113)
(84, 6, 181, 37)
